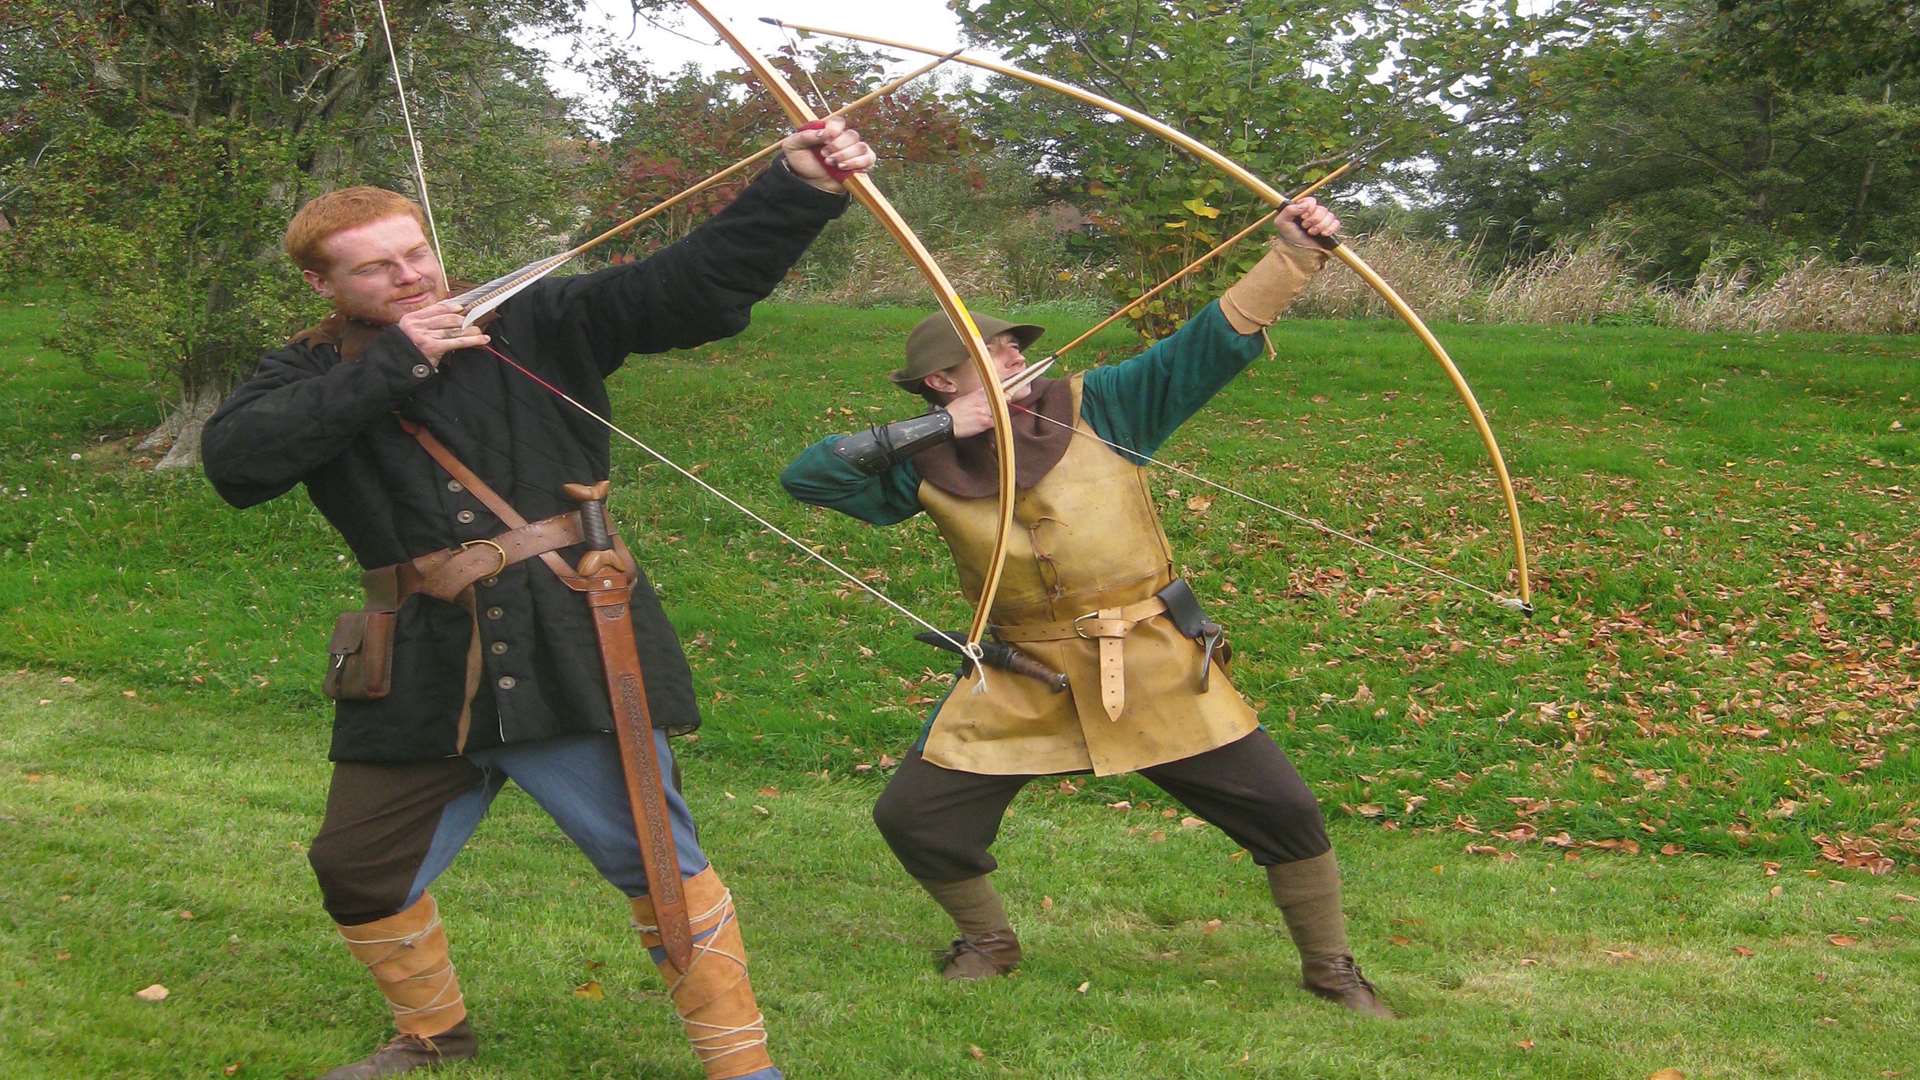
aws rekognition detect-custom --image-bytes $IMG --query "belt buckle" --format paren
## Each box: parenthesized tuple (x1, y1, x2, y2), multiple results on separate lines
(461, 538, 508, 579)
(1072, 610, 1100, 639)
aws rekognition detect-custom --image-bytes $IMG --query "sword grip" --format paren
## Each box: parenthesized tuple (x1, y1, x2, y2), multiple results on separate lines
(982, 641, 1070, 693)
(562, 480, 613, 549)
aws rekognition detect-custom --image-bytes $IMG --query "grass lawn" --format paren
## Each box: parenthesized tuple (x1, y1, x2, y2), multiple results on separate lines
(1, 288, 1916, 1078)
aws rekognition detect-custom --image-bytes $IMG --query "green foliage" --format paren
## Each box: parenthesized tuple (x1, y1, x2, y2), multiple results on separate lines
(1424, 1, 1920, 282)
(0, 0, 591, 406)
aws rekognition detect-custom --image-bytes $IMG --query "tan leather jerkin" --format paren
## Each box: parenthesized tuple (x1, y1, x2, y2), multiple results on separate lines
(917, 375, 1257, 776)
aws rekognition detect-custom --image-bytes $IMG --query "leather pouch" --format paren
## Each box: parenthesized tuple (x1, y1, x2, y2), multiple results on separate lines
(323, 610, 397, 701)
(1154, 578, 1232, 688)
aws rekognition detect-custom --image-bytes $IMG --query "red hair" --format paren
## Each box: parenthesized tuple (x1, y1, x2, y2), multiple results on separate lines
(283, 187, 428, 272)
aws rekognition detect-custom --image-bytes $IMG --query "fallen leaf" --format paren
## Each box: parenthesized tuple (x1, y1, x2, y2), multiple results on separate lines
(1895, 894, 1917, 903)
(223, 1064, 242, 1077)
(135, 984, 168, 1002)
(1826, 934, 1858, 948)
(1075, 980, 1090, 994)
(967, 1045, 985, 1061)
(1660, 844, 1685, 856)
(573, 980, 604, 1000)
(1180, 816, 1206, 830)
(1148, 829, 1167, 843)
(178, 910, 194, 920)
(751, 805, 770, 817)
(1041, 896, 1054, 912)
(1107, 800, 1132, 811)
(1202, 919, 1223, 935)
(1519, 957, 1538, 966)
(1732, 945, 1755, 958)
(1465, 843, 1500, 856)
(1604, 949, 1637, 962)
(756, 785, 779, 798)
(1057, 779, 1079, 795)
(1516, 1039, 1535, 1050)
(1186, 494, 1214, 513)
(1388, 935, 1412, 946)
(1648, 1070, 1686, 1080)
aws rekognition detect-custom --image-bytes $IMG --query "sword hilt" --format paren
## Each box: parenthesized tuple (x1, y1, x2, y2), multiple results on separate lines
(561, 480, 623, 577)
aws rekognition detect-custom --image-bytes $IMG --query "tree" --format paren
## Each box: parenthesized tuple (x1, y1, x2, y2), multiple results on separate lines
(951, 0, 1597, 334)
(0, 0, 590, 468)
(1422, 1, 1920, 281)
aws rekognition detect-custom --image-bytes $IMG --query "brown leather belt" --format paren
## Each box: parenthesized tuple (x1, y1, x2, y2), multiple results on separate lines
(363, 513, 588, 607)
(388, 416, 695, 972)
(997, 596, 1168, 722)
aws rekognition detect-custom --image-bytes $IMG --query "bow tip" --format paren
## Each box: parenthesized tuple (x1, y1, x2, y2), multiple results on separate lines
(1499, 596, 1535, 618)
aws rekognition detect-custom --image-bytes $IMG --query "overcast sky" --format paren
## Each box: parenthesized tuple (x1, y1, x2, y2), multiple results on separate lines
(539, 0, 981, 100)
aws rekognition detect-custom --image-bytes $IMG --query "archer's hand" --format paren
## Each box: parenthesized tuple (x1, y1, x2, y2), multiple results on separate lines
(782, 118, 875, 193)
(397, 301, 490, 366)
(1275, 197, 1341, 248)
(944, 391, 998, 438)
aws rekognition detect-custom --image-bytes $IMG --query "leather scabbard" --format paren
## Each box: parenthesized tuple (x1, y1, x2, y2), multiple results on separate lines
(579, 571, 694, 972)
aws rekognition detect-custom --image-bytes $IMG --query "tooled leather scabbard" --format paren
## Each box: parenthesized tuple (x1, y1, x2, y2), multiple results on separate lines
(579, 569, 694, 972)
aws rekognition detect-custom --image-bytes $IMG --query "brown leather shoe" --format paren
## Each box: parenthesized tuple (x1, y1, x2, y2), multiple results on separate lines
(1301, 955, 1395, 1018)
(318, 1020, 479, 1078)
(937, 930, 1023, 980)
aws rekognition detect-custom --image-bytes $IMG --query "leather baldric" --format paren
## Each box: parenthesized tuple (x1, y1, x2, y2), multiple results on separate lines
(395, 417, 695, 971)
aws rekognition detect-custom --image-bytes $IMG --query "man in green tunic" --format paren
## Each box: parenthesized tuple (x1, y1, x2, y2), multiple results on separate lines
(779, 199, 1392, 1016)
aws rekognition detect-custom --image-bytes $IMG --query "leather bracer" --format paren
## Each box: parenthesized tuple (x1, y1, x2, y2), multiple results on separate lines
(833, 410, 955, 475)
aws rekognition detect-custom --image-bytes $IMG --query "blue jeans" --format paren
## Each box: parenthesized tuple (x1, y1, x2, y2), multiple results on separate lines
(404, 730, 708, 907)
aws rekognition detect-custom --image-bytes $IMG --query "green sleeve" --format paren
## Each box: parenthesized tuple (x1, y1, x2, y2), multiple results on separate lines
(1078, 300, 1265, 460)
(779, 436, 925, 525)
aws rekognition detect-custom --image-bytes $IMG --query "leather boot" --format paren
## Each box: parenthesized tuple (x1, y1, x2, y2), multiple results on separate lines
(318, 1019, 478, 1079)
(915, 875, 1022, 979)
(1267, 851, 1394, 1018)
(631, 867, 779, 1080)
(327, 894, 477, 1075)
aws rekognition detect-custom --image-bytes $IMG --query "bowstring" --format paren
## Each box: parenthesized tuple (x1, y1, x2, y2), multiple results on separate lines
(372, 0, 446, 276)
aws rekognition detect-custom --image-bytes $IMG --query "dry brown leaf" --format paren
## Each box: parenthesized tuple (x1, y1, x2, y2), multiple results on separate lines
(1604, 949, 1637, 962)
(1648, 1070, 1687, 1080)
(1180, 816, 1206, 830)
(1826, 934, 1859, 948)
(1388, 935, 1412, 946)
(1186, 494, 1214, 513)
(967, 1045, 985, 1061)
(1895, 894, 1918, 903)
(134, 984, 168, 1002)
(573, 980, 604, 1000)
(1732, 945, 1755, 958)
(1075, 980, 1090, 994)
(1041, 896, 1054, 912)
(1465, 843, 1500, 856)
(1660, 844, 1685, 856)
(756, 786, 779, 798)
(1202, 919, 1223, 936)
(223, 1064, 242, 1077)
(1107, 800, 1132, 811)
(1517, 1039, 1535, 1050)
(1148, 830, 1167, 843)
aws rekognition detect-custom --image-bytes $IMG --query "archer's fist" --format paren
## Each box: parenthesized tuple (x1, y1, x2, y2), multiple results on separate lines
(782, 117, 875, 193)
(397, 301, 489, 366)
(1275, 197, 1341, 248)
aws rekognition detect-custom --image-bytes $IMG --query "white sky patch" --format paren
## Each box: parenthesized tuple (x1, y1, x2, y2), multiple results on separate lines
(531, 0, 986, 108)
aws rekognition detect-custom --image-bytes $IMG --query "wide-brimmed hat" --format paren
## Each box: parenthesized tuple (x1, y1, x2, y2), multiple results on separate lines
(889, 312, 1045, 389)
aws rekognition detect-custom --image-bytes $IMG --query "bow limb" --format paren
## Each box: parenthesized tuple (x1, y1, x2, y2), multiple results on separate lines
(771, 22, 1533, 615)
(682, 2, 1020, 650)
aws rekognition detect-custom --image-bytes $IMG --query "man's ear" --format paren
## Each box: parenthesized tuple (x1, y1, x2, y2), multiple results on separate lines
(923, 370, 959, 395)
(302, 268, 334, 299)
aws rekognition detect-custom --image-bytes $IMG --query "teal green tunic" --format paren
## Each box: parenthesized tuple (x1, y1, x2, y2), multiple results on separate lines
(779, 301, 1265, 518)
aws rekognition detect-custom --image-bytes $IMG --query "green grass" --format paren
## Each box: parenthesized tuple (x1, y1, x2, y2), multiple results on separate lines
(2, 289, 1917, 1077)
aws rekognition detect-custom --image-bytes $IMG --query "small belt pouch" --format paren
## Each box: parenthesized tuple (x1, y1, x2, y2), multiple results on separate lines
(1153, 578, 1231, 690)
(323, 610, 397, 701)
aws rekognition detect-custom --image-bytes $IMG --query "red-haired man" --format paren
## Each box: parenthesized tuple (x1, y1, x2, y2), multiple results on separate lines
(204, 121, 873, 1080)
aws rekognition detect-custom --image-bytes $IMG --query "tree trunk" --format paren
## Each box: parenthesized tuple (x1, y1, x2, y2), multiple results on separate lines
(145, 383, 228, 471)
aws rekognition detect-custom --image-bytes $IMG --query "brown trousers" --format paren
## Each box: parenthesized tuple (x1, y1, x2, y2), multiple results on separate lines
(873, 728, 1330, 882)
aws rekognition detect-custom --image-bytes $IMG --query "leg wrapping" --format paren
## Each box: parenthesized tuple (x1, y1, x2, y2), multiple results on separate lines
(631, 867, 775, 1080)
(335, 892, 466, 1036)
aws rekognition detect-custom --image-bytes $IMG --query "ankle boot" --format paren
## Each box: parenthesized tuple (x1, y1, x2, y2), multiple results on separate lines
(325, 894, 477, 1076)
(915, 875, 1022, 979)
(1267, 852, 1394, 1018)
(318, 1019, 478, 1079)
(632, 867, 780, 1080)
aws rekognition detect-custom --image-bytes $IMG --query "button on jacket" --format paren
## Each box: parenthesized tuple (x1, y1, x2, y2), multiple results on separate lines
(204, 165, 848, 762)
